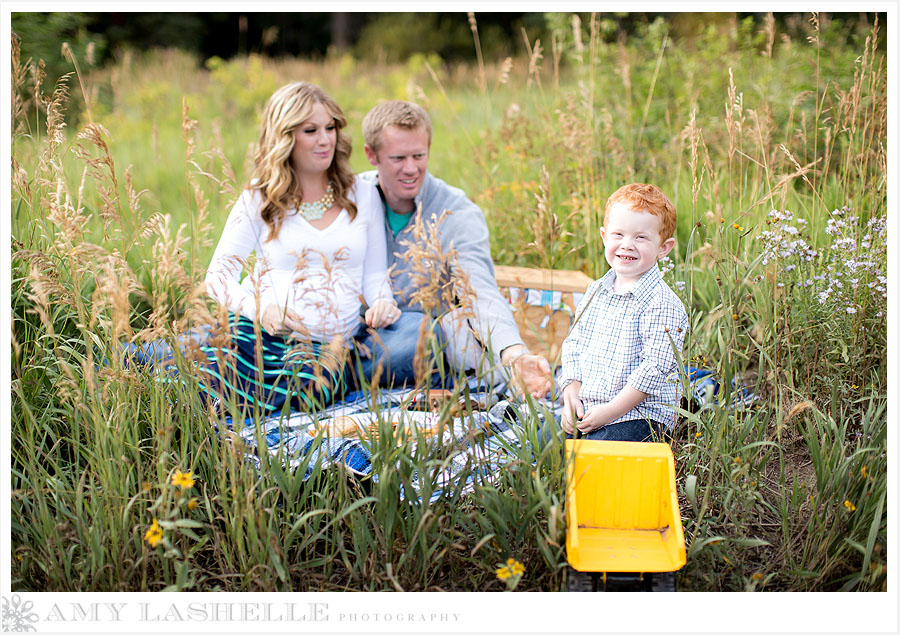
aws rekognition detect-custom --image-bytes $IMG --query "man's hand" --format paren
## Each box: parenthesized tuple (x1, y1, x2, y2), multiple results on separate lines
(502, 345, 552, 398)
(561, 381, 583, 435)
(365, 298, 401, 329)
(260, 303, 307, 337)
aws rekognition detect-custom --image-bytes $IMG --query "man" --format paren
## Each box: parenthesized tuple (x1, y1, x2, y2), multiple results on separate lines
(356, 100, 552, 398)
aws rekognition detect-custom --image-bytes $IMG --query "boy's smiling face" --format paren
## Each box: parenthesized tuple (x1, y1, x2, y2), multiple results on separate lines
(601, 202, 675, 290)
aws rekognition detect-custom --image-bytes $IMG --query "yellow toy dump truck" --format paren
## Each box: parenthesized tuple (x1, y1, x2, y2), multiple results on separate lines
(565, 439, 686, 592)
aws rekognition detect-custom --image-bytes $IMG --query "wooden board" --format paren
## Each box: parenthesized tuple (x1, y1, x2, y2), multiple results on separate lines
(494, 265, 594, 363)
(494, 265, 593, 293)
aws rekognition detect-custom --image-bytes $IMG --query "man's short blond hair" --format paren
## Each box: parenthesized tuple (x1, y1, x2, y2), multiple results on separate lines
(362, 101, 433, 152)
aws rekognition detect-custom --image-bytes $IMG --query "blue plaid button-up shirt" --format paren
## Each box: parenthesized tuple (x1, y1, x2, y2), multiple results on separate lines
(558, 265, 689, 430)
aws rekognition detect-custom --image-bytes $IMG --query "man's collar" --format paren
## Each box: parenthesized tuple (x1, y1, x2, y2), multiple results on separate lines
(413, 170, 430, 209)
(374, 182, 388, 207)
(361, 169, 430, 213)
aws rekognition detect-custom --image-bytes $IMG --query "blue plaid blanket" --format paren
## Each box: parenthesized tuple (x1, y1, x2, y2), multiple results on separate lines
(218, 367, 755, 502)
(686, 367, 759, 409)
(220, 382, 544, 502)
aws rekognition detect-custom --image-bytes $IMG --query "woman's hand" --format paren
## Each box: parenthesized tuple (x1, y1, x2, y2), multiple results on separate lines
(365, 298, 401, 329)
(560, 381, 584, 435)
(260, 303, 307, 336)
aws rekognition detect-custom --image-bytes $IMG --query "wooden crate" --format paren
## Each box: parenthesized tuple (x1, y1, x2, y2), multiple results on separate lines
(494, 265, 593, 363)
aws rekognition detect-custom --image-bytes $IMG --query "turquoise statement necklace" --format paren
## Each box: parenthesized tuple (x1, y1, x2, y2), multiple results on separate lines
(294, 183, 335, 221)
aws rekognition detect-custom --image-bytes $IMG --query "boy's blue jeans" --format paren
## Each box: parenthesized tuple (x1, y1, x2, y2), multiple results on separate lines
(572, 419, 668, 442)
(538, 417, 669, 447)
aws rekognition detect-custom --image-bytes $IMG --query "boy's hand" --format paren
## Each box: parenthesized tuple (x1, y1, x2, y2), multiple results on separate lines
(561, 381, 584, 435)
(577, 403, 613, 434)
(576, 386, 648, 434)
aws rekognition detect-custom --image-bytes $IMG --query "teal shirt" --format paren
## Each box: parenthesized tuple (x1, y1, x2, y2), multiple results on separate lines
(385, 203, 412, 237)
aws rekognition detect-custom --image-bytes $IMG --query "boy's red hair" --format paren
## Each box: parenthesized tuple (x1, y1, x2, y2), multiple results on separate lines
(604, 183, 677, 242)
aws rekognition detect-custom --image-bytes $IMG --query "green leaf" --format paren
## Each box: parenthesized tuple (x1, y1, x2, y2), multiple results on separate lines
(271, 551, 287, 583)
(689, 534, 728, 556)
(728, 537, 770, 548)
(178, 528, 203, 541)
(685, 474, 698, 511)
(863, 489, 886, 573)
(843, 539, 866, 556)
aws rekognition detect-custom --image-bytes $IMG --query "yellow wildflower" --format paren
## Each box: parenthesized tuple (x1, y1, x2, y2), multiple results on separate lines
(732, 223, 744, 231)
(844, 500, 856, 512)
(732, 313, 739, 321)
(861, 465, 868, 478)
(733, 457, 743, 464)
(187, 498, 199, 511)
(144, 519, 163, 547)
(497, 558, 525, 584)
(751, 572, 764, 581)
(141, 481, 151, 492)
(172, 470, 195, 491)
(695, 431, 702, 438)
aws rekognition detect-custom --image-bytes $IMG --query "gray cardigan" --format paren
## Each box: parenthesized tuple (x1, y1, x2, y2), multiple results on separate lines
(359, 170, 524, 365)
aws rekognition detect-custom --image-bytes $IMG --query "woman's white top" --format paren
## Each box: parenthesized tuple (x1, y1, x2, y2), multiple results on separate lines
(205, 176, 391, 342)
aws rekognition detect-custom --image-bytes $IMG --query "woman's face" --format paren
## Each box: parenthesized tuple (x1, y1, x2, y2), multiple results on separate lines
(290, 102, 337, 177)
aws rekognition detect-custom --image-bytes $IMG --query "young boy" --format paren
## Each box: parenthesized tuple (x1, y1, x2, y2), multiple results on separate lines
(558, 183, 688, 442)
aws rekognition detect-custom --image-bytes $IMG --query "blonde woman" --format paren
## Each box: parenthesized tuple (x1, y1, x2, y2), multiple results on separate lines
(201, 82, 399, 414)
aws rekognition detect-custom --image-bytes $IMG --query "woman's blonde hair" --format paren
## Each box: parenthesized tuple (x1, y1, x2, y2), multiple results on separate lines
(251, 82, 356, 240)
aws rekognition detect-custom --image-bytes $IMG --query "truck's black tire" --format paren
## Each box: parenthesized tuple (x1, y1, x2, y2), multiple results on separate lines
(565, 566, 594, 592)
(650, 571, 677, 592)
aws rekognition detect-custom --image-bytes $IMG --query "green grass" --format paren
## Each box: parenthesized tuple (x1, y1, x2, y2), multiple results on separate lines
(10, 14, 887, 592)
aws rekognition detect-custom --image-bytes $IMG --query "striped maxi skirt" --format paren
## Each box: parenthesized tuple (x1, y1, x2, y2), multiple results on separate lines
(197, 314, 345, 415)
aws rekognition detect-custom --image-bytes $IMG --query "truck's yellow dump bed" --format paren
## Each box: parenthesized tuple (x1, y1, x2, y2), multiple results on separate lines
(565, 440, 686, 573)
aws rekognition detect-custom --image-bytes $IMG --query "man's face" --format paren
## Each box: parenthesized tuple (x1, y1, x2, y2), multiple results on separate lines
(364, 125, 430, 214)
